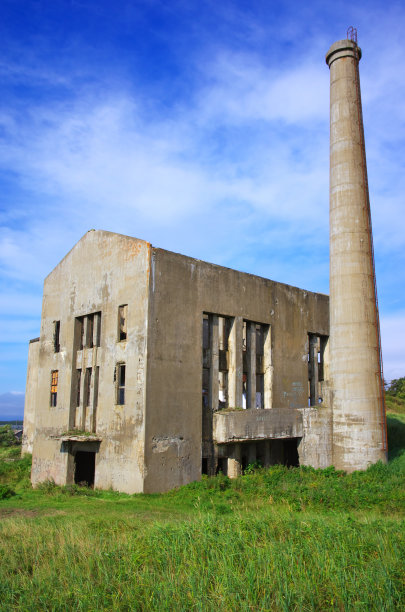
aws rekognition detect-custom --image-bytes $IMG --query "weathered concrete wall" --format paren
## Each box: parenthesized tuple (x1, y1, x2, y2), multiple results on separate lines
(298, 406, 333, 469)
(30, 230, 150, 493)
(326, 39, 387, 470)
(144, 247, 329, 492)
(22, 338, 40, 454)
(213, 408, 303, 444)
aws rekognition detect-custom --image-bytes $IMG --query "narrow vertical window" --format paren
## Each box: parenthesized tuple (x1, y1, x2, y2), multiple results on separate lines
(76, 369, 81, 407)
(118, 305, 128, 341)
(84, 368, 92, 407)
(117, 364, 126, 405)
(86, 314, 94, 348)
(77, 316, 84, 350)
(53, 321, 60, 353)
(50, 370, 58, 407)
(94, 312, 102, 347)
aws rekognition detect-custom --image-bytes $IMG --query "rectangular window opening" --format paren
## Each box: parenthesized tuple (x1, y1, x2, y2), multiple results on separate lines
(53, 321, 60, 353)
(50, 370, 58, 407)
(117, 363, 126, 405)
(76, 369, 81, 407)
(95, 313, 102, 347)
(308, 334, 328, 406)
(243, 320, 270, 409)
(84, 368, 92, 407)
(118, 305, 128, 342)
(86, 315, 94, 348)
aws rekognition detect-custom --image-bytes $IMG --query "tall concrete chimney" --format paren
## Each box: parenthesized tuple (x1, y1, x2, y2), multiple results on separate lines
(325, 36, 387, 470)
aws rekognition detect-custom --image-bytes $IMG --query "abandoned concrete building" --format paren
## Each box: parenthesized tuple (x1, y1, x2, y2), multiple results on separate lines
(23, 36, 388, 493)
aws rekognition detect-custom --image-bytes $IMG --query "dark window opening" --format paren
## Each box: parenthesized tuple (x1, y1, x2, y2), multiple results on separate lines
(74, 451, 95, 488)
(50, 370, 58, 407)
(53, 321, 60, 353)
(77, 317, 84, 350)
(86, 315, 94, 348)
(95, 313, 102, 347)
(76, 370, 81, 407)
(118, 305, 128, 341)
(84, 368, 92, 407)
(117, 364, 126, 405)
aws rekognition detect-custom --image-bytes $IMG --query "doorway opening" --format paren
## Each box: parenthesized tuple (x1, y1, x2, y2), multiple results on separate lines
(74, 451, 95, 487)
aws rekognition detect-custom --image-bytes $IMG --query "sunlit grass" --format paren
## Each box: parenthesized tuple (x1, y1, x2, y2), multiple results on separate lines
(0, 409, 404, 610)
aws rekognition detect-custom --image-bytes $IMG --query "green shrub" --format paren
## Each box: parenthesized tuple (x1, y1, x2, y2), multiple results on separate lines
(0, 484, 15, 499)
(0, 425, 19, 447)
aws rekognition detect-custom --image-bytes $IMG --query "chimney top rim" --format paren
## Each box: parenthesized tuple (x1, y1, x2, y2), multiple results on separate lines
(326, 39, 362, 67)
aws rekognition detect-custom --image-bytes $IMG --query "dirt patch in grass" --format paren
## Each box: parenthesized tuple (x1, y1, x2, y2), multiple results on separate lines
(0, 508, 66, 519)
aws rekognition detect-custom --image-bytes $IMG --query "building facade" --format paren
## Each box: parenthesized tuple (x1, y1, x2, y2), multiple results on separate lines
(23, 229, 332, 493)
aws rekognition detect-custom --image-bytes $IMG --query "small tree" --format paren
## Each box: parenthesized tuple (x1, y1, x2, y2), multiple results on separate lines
(385, 377, 405, 398)
(0, 425, 19, 447)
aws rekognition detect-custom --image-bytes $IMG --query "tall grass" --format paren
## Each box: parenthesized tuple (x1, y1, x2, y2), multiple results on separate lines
(0, 509, 403, 610)
(0, 409, 404, 610)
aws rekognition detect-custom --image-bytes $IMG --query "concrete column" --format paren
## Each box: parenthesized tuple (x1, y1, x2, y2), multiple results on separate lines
(227, 443, 242, 478)
(326, 39, 387, 470)
(228, 317, 243, 408)
(209, 315, 219, 411)
(263, 326, 273, 409)
(78, 368, 85, 429)
(247, 321, 256, 409)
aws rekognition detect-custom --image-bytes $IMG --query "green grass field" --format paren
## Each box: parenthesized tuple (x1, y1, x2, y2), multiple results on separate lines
(1, 410, 404, 611)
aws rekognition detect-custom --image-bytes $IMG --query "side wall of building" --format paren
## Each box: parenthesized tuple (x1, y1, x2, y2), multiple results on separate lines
(22, 338, 40, 454)
(30, 230, 150, 493)
(144, 248, 330, 493)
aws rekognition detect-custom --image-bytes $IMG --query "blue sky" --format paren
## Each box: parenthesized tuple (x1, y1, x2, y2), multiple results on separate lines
(1, 0, 404, 419)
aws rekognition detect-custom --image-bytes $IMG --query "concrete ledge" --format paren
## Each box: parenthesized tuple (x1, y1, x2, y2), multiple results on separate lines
(57, 435, 102, 442)
(213, 408, 303, 444)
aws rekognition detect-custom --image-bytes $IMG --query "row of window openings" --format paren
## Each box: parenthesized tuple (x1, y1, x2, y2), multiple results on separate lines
(52, 305, 129, 353)
(50, 364, 126, 408)
(202, 314, 268, 410)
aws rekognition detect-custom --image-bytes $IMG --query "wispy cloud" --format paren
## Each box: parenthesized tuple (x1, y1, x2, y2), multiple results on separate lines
(0, 0, 404, 396)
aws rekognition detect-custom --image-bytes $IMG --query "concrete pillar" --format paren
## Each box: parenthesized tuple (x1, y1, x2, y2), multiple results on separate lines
(247, 321, 256, 409)
(228, 317, 243, 408)
(263, 326, 273, 408)
(227, 443, 242, 478)
(209, 315, 219, 411)
(326, 39, 387, 470)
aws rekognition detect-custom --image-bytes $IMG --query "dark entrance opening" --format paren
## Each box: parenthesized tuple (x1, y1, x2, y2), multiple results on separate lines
(74, 451, 95, 487)
(284, 438, 299, 467)
(216, 457, 227, 475)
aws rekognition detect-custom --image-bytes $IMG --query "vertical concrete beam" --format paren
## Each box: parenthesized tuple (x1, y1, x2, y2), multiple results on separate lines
(326, 39, 387, 470)
(209, 315, 219, 411)
(78, 369, 86, 429)
(227, 443, 241, 478)
(263, 326, 273, 408)
(247, 321, 256, 409)
(228, 316, 243, 408)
